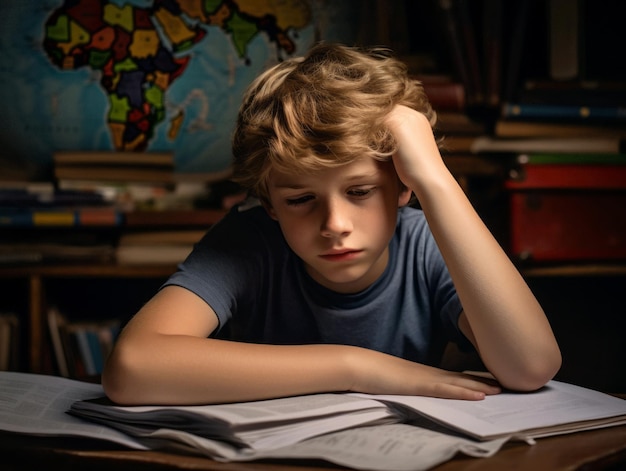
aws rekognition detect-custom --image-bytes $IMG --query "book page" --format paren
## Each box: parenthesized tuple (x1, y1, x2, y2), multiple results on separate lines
(73, 392, 389, 426)
(70, 393, 398, 450)
(358, 380, 626, 440)
(254, 423, 509, 471)
(0, 371, 145, 449)
(90, 421, 508, 470)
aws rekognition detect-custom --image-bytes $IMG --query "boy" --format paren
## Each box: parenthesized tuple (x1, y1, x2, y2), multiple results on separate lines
(102, 43, 561, 405)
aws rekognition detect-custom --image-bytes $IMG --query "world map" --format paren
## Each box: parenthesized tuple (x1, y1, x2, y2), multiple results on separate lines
(0, 0, 358, 179)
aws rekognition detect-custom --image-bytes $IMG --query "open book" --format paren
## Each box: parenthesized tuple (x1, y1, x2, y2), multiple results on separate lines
(68, 378, 626, 447)
(69, 392, 397, 451)
(2, 371, 626, 471)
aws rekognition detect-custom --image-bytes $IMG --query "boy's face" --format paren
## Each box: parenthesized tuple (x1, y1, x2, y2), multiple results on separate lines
(266, 156, 411, 294)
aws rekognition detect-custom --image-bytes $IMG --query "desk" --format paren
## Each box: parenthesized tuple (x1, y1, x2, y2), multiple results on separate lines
(3, 424, 626, 471)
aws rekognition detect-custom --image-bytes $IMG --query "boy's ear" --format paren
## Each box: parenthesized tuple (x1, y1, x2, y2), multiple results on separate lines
(398, 187, 412, 207)
(262, 201, 279, 220)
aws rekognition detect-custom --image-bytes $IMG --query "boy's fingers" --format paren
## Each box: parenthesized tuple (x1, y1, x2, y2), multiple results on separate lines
(427, 383, 490, 401)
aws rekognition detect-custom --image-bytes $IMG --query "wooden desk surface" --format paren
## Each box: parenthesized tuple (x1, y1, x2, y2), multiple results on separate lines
(3, 424, 626, 471)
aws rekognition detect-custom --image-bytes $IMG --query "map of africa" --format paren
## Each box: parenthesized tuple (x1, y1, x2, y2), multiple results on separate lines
(0, 0, 358, 178)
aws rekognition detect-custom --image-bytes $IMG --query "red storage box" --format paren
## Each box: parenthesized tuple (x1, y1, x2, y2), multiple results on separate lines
(505, 161, 626, 262)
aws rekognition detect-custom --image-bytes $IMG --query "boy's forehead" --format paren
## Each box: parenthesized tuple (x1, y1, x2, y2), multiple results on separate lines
(268, 157, 392, 188)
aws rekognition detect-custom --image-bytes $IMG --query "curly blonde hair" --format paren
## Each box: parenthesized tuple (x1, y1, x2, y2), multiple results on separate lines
(231, 42, 436, 203)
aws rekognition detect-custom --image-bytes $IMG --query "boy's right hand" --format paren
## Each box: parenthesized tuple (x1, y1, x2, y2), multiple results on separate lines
(347, 346, 501, 400)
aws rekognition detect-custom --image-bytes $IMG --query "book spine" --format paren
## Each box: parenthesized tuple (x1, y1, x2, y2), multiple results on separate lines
(421, 82, 466, 111)
(517, 153, 626, 165)
(54, 166, 175, 183)
(472, 136, 624, 154)
(0, 188, 107, 207)
(495, 120, 626, 138)
(502, 103, 626, 121)
(54, 150, 174, 166)
(47, 308, 69, 377)
(86, 329, 104, 374)
(76, 208, 124, 225)
(549, 0, 580, 81)
(97, 327, 115, 361)
(74, 329, 97, 376)
(437, 0, 473, 107)
(506, 164, 626, 190)
(0, 208, 123, 227)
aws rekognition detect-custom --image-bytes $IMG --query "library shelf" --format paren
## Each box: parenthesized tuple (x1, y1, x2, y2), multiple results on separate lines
(0, 263, 178, 374)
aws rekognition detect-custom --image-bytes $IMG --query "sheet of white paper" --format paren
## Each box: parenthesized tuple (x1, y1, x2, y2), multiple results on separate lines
(0, 371, 146, 449)
(238, 408, 398, 450)
(255, 424, 509, 471)
(77, 400, 399, 451)
(95, 422, 509, 471)
(356, 380, 626, 440)
(72, 392, 390, 427)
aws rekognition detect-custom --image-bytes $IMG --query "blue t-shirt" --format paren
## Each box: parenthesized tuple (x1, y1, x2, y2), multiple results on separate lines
(162, 201, 470, 366)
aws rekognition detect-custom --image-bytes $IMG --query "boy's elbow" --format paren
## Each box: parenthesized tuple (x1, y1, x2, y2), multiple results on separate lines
(101, 344, 144, 405)
(500, 348, 562, 392)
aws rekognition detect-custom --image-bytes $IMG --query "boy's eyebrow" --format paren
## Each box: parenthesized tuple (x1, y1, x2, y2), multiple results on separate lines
(272, 172, 381, 189)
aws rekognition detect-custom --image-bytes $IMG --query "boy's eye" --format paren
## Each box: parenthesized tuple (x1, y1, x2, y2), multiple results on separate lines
(348, 187, 376, 198)
(286, 195, 314, 206)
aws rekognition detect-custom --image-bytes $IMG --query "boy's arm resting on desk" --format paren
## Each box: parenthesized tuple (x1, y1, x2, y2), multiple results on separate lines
(102, 285, 500, 405)
(386, 105, 562, 392)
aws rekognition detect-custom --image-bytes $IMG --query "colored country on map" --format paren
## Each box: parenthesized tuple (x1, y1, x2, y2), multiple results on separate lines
(42, 0, 311, 153)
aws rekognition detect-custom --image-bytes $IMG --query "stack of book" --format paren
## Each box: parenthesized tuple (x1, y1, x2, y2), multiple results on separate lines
(115, 229, 206, 265)
(492, 0, 626, 151)
(54, 151, 224, 216)
(54, 151, 176, 184)
(413, 74, 488, 155)
(47, 307, 121, 379)
(0, 180, 121, 227)
(0, 181, 118, 265)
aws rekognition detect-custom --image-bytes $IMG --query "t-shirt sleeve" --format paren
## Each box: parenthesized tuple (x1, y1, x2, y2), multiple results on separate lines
(161, 205, 270, 333)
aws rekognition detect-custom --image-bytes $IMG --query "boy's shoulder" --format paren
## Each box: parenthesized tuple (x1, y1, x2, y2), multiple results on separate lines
(398, 205, 426, 223)
(218, 197, 279, 234)
(396, 206, 432, 239)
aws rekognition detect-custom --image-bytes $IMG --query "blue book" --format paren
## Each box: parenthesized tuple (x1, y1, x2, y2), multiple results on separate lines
(85, 329, 104, 374)
(73, 330, 97, 376)
(503, 103, 626, 121)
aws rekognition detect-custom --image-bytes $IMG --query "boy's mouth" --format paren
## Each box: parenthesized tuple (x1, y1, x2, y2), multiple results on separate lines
(319, 249, 362, 262)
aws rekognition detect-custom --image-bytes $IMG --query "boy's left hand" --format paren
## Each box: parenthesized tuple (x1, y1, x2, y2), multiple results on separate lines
(384, 105, 445, 192)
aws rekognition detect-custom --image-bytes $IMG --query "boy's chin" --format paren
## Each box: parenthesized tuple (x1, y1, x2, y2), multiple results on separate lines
(306, 266, 375, 294)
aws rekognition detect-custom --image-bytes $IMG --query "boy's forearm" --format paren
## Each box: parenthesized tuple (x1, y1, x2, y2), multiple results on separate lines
(413, 169, 561, 390)
(102, 337, 356, 405)
(388, 107, 561, 390)
(103, 335, 503, 405)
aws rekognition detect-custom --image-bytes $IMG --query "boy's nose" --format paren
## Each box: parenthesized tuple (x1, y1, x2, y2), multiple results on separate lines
(320, 199, 352, 237)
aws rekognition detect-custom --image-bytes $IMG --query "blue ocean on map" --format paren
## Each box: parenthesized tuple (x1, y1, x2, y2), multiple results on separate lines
(0, 0, 358, 179)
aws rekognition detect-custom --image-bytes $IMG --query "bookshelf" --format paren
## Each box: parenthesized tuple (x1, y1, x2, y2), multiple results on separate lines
(0, 264, 177, 375)
(386, 0, 626, 393)
(1, 0, 625, 391)
(0, 206, 227, 377)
